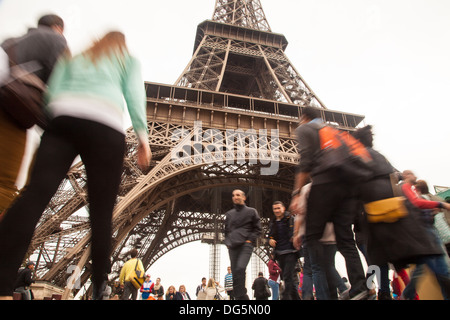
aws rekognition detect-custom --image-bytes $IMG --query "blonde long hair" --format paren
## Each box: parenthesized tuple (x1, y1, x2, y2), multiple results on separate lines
(207, 278, 217, 288)
(84, 31, 128, 64)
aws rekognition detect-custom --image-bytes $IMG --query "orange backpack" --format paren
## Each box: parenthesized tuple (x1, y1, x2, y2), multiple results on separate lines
(316, 125, 374, 183)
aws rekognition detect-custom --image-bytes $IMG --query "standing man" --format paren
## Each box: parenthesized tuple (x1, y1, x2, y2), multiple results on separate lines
(119, 249, 145, 300)
(196, 277, 207, 298)
(0, 14, 68, 216)
(224, 266, 234, 300)
(289, 106, 367, 300)
(252, 272, 270, 300)
(224, 189, 262, 300)
(268, 201, 301, 300)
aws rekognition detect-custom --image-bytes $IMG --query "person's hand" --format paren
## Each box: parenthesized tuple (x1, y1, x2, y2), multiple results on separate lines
(269, 239, 277, 248)
(289, 195, 301, 215)
(137, 143, 151, 171)
(293, 234, 302, 250)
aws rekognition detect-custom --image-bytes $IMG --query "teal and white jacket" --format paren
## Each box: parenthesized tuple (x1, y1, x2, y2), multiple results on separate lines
(45, 51, 148, 143)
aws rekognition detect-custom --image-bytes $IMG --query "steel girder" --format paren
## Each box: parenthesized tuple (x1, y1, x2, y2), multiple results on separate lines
(212, 0, 271, 31)
(28, 114, 299, 296)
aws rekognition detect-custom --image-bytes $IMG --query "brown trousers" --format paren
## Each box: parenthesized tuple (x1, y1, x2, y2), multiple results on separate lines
(0, 109, 26, 213)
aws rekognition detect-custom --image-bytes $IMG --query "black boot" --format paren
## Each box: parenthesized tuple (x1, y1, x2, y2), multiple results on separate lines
(377, 290, 392, 300)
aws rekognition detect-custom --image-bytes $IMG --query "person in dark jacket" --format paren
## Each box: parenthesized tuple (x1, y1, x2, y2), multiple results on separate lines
(353, 126, 449, 299)
(224, 189, 262, 300)
(268, 201, 300, 300)
(252, 272, 270, 300)
(14, 261, 35, 300)
(289, 106, 367, 300)
(0, 14, 68, 217)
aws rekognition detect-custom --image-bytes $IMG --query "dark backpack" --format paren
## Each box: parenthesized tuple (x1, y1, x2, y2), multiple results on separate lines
(315, 125, 374, 183)
(0, 41, 47, 129)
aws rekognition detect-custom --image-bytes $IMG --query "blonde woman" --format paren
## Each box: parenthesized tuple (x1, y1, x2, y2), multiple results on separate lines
(205, 278, 225, 300)
(0, 31, 151, 300)
(165, 285, 177, 300)
(176, 285, 191, 300)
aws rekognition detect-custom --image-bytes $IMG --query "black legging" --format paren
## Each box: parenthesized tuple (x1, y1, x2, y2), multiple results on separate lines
(0, 116, 125, 295)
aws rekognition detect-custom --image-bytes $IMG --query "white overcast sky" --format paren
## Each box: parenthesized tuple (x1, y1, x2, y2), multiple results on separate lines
(1, 0, 450, 297)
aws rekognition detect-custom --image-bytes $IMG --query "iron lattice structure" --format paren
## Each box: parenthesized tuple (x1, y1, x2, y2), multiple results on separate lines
(26, 0, 365, 298)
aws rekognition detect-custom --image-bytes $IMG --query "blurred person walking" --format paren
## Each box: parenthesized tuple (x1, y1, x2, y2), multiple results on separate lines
(289, 107, 367, 300)
(414, 179, 450, 258)
(400, 171, 450, 299)
(0, 31, 151, 300)
(352, 126, 449, 300)
(0, 14, 68, 216)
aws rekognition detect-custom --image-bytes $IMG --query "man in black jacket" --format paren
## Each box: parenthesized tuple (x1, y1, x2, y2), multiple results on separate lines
(14, 261, 35, 300)
(252, 272, 270, 300)
(269, 201, 300, 300)
(224, 189, 262, 300)
(289, 106, 367, 300)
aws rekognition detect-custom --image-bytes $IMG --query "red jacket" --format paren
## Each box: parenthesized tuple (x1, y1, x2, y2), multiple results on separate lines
(268, 259, 281, 282)
(401, 183, 440, 209)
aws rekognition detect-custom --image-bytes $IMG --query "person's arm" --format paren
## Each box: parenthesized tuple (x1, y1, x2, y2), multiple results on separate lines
(122, 55, 151, 170)
(137, 259, 145, 275)
(290, 124, 316, 214)
(268, 219, 277, 248)
(401, 183, 447, 209)
(290, 171, 311, 215)
(119, 263, 126, 286)
(44, 56, 68, 105)
(24, 269, 34, 286)
(249, 209, 262, 244)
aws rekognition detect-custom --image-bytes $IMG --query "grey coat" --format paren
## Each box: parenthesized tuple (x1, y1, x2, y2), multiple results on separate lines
(2, 26, 68, 83)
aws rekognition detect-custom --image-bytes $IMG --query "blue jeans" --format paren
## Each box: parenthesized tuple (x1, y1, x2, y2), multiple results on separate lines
(403, 254, 450, 300)
(268, 279, 279, 300)
(15, 286, 32, 300)
(228, 243, 253, 299)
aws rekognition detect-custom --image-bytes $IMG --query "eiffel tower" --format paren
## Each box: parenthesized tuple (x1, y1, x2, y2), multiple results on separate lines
(26, 0, 365, 298)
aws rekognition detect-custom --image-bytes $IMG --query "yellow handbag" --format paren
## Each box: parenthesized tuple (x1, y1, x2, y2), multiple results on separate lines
(364, 196, 408, 223)
(364, 173, 408, 223)
(130, 259, 145, 289)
